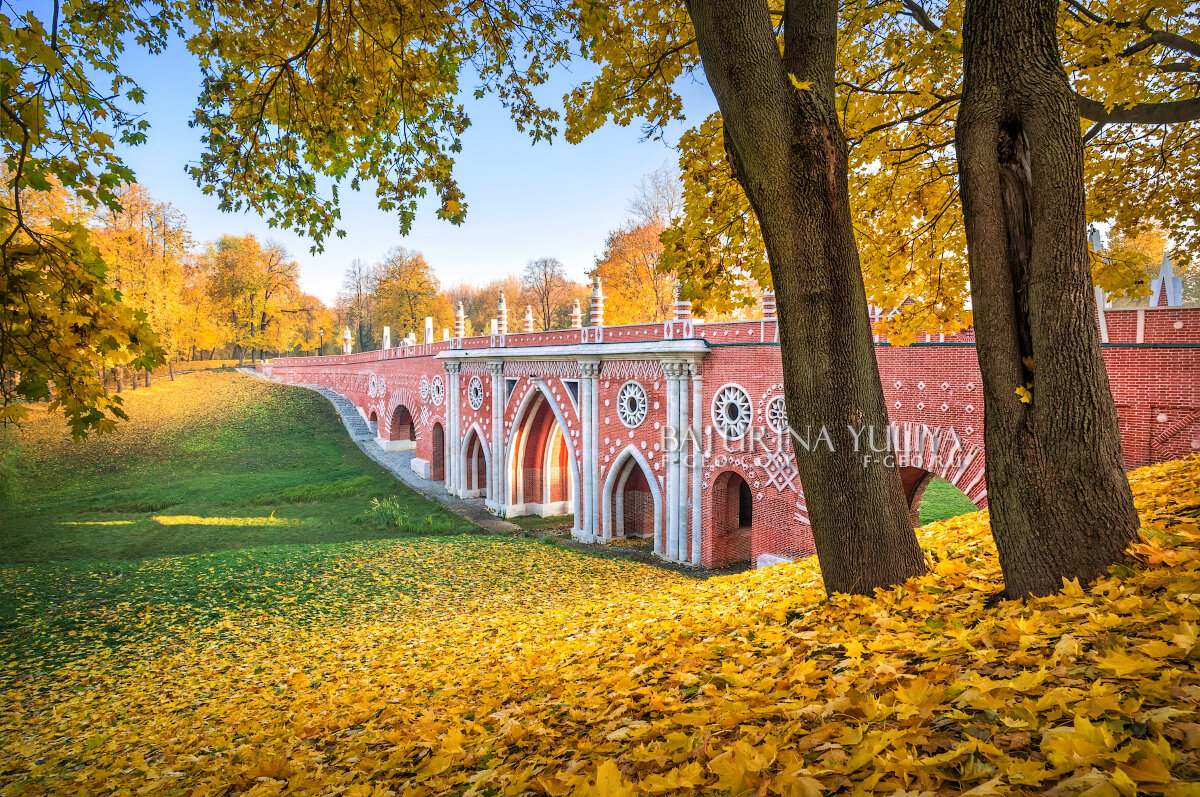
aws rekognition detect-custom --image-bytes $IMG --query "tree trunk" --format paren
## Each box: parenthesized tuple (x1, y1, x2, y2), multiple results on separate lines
(144, 370, 150, 388)
(169, 360, 176, 381)
(955, 0, 1139, 598)
(685, 0, 925, 595)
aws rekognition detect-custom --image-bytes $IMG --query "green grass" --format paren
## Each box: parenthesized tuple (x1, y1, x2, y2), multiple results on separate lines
(0, 372, 484, 668)
(0, 372, 474, 565)
(918, 477, 979, 525)
(509, 513, 575, 531)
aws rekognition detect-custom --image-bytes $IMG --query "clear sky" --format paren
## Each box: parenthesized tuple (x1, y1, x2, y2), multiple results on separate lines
(111, 36, 718, 305)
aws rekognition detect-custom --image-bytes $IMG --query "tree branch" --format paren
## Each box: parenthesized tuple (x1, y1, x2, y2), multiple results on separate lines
(1123, 29, 1200, 60)
(1159, 60, 1200, 73)
(1076, 93, 1200, 124)
(900, 0, 940, 34)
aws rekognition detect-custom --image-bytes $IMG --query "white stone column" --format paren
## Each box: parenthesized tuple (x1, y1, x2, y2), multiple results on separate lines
(445, 362, 461, 496)
(578, 359, 601, 540)
(662, 360, 686, 560)
(488, 361, 506, 513)
(575, 372, 589, 537)
(690, 363, 703, 565)
(675, 361, 691, 563)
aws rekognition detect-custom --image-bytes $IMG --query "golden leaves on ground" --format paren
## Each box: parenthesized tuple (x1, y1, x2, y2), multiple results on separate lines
(3, 457, 1200, 795)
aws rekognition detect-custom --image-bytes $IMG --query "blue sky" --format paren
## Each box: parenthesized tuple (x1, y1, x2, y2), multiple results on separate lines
(111, 35, 717, 304)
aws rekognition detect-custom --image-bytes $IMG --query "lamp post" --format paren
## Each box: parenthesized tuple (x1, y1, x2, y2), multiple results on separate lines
(319, 326, 325, 355)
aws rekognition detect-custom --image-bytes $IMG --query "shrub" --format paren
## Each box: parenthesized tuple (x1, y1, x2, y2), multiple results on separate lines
(364, 496, 411, 529)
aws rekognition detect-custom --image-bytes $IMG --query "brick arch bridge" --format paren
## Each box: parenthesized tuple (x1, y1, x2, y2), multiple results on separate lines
(265, 288, 1200, 569)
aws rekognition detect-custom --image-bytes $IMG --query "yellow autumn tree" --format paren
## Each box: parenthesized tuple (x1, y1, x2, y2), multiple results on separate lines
(591, 220, 675, 324)
(374, 247, 450, 340)
(91, 184, 193, 359)
(200, 235, 302, 362)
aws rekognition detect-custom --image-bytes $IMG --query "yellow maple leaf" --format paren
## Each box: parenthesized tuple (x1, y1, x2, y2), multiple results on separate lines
(579, 760, 638, 797)
(1094, 648, 1158, 678)
(788, 74, 813, 92)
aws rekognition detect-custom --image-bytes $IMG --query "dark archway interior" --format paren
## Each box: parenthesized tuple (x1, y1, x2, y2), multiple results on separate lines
(431, 422, 445, 482)
(738, 479, 752, 529)
(390, 405, 416, 442)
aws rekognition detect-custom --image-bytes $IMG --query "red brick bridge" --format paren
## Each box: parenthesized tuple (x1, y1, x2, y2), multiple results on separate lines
(265, 284, 1200, 570)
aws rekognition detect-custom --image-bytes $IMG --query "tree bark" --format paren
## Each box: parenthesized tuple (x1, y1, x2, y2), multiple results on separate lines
(685, 0, 925, 595)
(956, 0, 1140, 598)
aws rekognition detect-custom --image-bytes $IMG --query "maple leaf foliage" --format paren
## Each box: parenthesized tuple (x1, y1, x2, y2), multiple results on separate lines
(601, 0, 1199, 339)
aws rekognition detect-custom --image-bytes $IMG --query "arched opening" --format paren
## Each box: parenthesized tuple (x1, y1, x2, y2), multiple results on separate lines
(430, 422, 445, 482)
(711, 470, 753, 568)
(389, 404, 417, 450)
(461, 426, 489, 499)
(606, 453, 659, 541)
(368, 410, 379, 436)
(509, 392, 575, 517)
(900, 466, 977, 526)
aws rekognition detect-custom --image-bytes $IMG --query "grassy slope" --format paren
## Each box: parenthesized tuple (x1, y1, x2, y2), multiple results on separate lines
(0, 372, 480, 666)
(0, 371, 472, 564)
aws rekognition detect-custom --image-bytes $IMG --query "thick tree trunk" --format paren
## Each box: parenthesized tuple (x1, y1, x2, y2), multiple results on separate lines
(686, 0, 925, 594)
(956, 0, 1139, 598)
